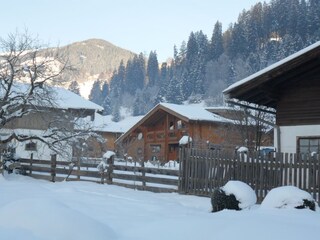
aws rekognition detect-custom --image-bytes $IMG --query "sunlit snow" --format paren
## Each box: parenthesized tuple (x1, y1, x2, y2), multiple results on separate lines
(0, 175, 319, 240)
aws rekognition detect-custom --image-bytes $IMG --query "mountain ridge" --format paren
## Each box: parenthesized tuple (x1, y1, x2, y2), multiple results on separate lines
(59, 38, 136, 85)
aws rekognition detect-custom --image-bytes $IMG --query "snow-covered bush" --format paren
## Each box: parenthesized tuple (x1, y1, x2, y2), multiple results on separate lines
(97, 151, 115, 173)
(211, 180, 257, 212)
(260, 186, 319, 211)
(211, 188, 240, 212)
(97, 160, 108, 173)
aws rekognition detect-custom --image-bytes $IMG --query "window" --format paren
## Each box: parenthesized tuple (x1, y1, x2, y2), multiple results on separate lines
(150, 145, 161, 153)
(25, 142, 37, 151)
(177, 120, 185, 129)
(297, 137, 320, 155)
(147, 133, 154, 140)
(169, 121, 174, 130)
(156, 132, 165, 139)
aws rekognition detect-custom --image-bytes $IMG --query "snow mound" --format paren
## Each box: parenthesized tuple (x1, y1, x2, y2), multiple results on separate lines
(260, 186, 318, 210)
(222, 181, 257, 209)
(0, 198, 117, 240)
(103, 150, 115, 159)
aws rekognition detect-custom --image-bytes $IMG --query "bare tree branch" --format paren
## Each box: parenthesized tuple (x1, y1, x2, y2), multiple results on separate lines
(0, 31, 99, 159)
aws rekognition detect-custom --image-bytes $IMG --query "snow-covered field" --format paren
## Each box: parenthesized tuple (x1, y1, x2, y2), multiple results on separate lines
(1, 174, 319, 240)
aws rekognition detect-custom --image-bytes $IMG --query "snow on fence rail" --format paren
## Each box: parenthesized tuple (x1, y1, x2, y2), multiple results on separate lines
(18, 155, 179, 193)
(179, 147, 320, 203)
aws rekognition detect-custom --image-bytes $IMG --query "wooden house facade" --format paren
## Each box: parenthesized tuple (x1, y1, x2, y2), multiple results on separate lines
(0, 86, 103, 161)
(115, 103, 244, 162)
(223, 41, 320, 154)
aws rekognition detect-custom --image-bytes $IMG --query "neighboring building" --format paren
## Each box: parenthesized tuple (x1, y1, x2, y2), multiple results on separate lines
(115, 103, 245, 162)
(205, 106, 243, 120)
(223, 41, 320, 154)
(77, 114, 143, 158)
(1, 85, 103, 161)
(206, 106, 274, 150)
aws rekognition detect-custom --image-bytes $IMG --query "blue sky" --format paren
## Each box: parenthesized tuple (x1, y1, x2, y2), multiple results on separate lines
(0, 0, 264, 62)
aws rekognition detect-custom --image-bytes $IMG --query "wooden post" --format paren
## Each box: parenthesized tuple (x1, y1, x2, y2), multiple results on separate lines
(77, 156, 81, 180)
(51, 154, 57, 182)
(100, 170, 105, 184)
(141, 161, 146, 189)
(106, 155, 114, 184)
(178, 146, 185, 193)
(29, 153, 33, 175)
(0, 154, 3, 175)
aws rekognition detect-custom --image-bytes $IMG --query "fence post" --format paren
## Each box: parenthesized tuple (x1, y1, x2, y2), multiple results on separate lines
(141, 161, 146, 189)
(51, 154, 57, 182)
(106, 155, 114, 184)
(77, 156, 81, 180)
(29, 153, 33, 175)
(0, 154, 2, 175)
(100, 169, 105, 184)
(178, 146, 186, 193)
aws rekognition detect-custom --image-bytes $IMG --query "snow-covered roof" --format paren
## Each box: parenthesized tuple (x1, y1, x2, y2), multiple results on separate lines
(1, 82, 103, 111)
(160, 103, 233, 123)
(92, 114, 143, 133)
(223, 41, 320, 95)
(52, 87, 103, 111)
(115, 102, 235, 144)
(205, 106, 234, 111)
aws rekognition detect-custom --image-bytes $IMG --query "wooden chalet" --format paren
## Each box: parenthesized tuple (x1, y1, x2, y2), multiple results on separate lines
(115, 103, 244, 162)
(223, 41, 320, 154)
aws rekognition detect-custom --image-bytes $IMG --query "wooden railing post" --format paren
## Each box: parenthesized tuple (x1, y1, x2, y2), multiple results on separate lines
(51, 154, 57, 182)
(106, 155, 114, 184)
(141, 161, 146, 189)
(178, 146, 186, 193)
(77, 157, 81, 180)
(0, 154, 3, 175)
(29, 153, 33, 175)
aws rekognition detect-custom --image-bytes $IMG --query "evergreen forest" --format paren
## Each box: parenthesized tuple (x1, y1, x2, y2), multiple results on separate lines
(86, 0, 320, 120)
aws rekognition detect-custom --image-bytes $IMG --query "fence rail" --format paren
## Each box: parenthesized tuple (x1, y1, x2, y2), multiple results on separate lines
(179, 147, 320, 202)
(19, 156, 179, 193)
(13, 148, 320, 203)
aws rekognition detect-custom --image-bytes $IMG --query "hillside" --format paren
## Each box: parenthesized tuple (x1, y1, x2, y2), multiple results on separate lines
(59, 38, 136, 84)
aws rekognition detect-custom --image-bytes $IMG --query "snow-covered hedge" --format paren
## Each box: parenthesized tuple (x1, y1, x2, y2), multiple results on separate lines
(211, 180, 257, 212)
(260, 186, 319, 211)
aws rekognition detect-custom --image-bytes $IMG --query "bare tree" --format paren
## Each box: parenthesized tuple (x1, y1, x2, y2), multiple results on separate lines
(225, 100, 276, 152)
(0, 31, 101, 159)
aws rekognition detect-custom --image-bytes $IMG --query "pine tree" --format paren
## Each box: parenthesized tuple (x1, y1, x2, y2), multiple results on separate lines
(112, 103, 121, 122)
(101, 82, 109, 98)
(88, 80, 103, 105)
(210, 21, 224, 60)
(68, 80, 81, 95)
(124, 53, 145, 95)
(147, 51, 159, 86)
(102, 96, 112, 115)
(100, 82, 111, 115)
(166, 75, 183, 104)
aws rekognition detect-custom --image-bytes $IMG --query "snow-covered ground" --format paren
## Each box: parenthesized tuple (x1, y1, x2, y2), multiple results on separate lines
(1, 174, 319, 240)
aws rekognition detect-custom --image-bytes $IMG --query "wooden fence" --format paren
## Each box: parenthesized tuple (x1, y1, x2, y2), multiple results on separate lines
(179, 147, 320, 203)
(14, 148, 320, 203)
(19, 155, 179, 193)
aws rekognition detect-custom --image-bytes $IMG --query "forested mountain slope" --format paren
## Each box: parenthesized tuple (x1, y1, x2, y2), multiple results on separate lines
(87, 0, 320, 119)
